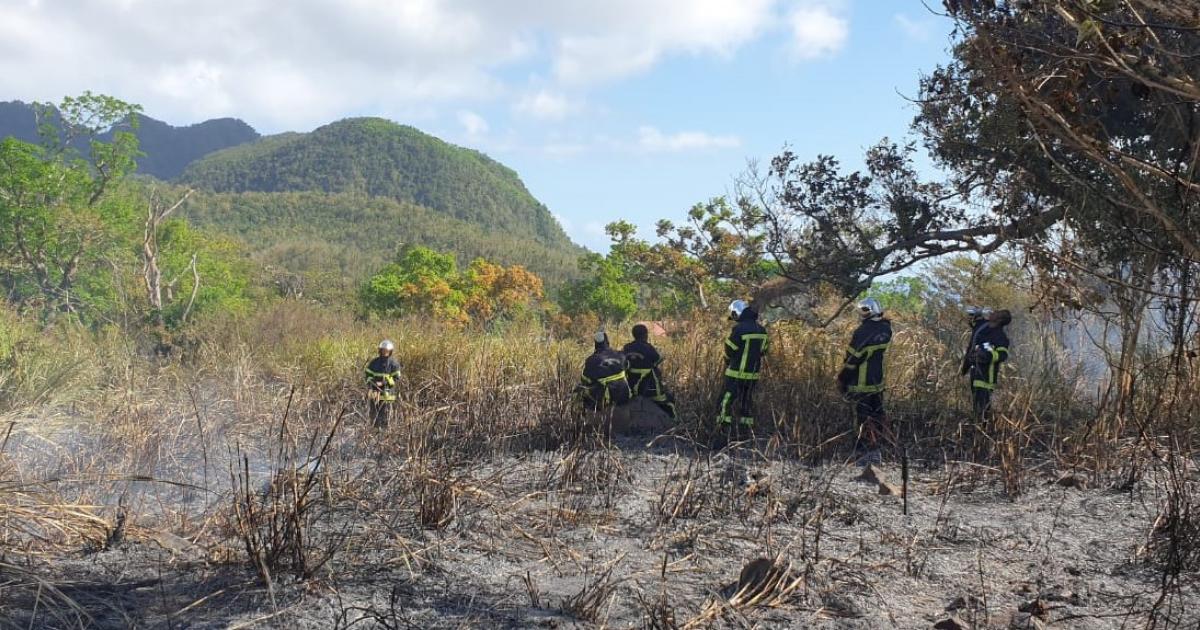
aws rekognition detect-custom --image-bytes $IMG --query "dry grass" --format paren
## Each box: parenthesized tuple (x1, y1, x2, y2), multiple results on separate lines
(1, 301, 1199, 626)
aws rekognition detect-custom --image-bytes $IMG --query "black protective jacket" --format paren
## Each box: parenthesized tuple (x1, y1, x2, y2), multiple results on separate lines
(970, 326, 1011, 390)
(961, 318, 990, 375)
(364, 355, 401, 401)
(839, 317, 893, 394)
(577, 345, 631, 408)
(622, 339, 663, 393)
(724, 308, 769, 380)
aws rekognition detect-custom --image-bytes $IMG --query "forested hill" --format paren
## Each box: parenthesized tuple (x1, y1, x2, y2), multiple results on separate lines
(179, 117, 572, 247)
(0, 100, 259, 179)
(180, 190, 583, 297)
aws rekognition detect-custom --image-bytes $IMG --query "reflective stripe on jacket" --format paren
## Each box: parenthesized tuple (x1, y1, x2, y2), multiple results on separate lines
(971, 327, 1011, 390)
(842, 318, 892, 393)
(724, 308, 768, 380)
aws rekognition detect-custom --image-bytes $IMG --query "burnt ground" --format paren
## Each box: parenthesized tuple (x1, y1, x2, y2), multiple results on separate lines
(3, 412, 1198, 630)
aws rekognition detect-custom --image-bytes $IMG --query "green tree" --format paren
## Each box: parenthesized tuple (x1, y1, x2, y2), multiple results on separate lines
(557, 253, 638, 323)
(361, 246, 466, 322)
(151, 217, 252, 325)
(0, 93, 142, 321)
(867, 276, 931, 316)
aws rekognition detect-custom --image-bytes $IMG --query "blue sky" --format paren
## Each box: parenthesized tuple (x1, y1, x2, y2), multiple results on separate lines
(0, 0, 955, 251)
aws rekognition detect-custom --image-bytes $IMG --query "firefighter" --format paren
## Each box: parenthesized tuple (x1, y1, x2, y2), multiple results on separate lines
(716, 300, 768, 439)
(364, 339, 401, 428)
(622, 323, 677, 419)
(576, 331, 632, 411)
(838, 298, 893, 465)
(961, 306, 992, 376)
(968, 309, 1012, 420)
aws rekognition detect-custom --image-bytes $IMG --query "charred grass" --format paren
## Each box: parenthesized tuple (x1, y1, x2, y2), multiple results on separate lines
(1, 304, 1200, 627)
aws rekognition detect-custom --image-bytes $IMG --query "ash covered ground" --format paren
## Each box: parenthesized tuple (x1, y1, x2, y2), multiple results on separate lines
(2, 403, 1196, 630)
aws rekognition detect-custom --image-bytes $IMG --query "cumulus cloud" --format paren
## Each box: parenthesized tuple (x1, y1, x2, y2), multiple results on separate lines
(514, 89, 578, 121)
(0, 0, 790, 131)
(458, 110, 489, 137)
(636, 126, 741, 153)
(788, 4, 849, 60)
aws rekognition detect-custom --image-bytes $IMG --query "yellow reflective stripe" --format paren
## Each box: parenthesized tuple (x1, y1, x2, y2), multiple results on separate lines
(738, 334, 765, 372)
(725, 338, 738, 350)
(364, 368, 399, 377)
(973, 380, 995, 390)
(854, 342, 890, 389)
(848, 384, 885, 393)
(598, 371, 627, 385)
(724, 368, 760, 380)
(628, 368, 651, 391)
(980, 346, 1008, 386)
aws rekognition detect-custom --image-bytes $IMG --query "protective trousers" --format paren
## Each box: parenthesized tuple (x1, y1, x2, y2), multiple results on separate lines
(629, 368, 677, 419)
(849, 391, 886, 449)
(717, 376, 756, 427)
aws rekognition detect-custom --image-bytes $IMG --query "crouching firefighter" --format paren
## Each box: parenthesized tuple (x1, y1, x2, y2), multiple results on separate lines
(838, 298, 893, 465)
(717, 300, 768, 440)
(575, 331, 632, 412)
(364, 339, 401, 428)
(623, 324, 678, 419)
(967, 309, 1012, 420)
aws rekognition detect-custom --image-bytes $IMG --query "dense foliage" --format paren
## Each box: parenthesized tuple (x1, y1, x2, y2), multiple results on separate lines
(0, 94, 253, 328)
(180, 117, 573, 247)
(361, 245, 543, 327)
(180, 190, 583, 303)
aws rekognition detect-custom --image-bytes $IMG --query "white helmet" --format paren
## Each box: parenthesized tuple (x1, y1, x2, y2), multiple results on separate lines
(593, 330, 608, 344)
(728, 299, 748, 320)
(858, 297, 883, 318)
(378, 339, 395, 352)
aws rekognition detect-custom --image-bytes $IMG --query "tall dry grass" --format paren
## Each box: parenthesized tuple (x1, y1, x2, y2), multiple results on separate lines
(2, 299, 1200, 626)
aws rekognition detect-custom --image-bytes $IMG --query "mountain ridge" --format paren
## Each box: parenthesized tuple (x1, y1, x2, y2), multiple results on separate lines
(0, 100, 259, 179)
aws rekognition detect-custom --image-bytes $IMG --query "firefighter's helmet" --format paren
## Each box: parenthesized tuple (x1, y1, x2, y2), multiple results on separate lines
(858, 297, 883, 318)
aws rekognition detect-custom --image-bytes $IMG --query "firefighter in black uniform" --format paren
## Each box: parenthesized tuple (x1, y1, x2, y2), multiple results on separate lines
(575, 331, 632, 411)
(838, 298, 893, 465)
(967, 309, 1011, 420)
(622, 323, 677, 419)
(364, 339, 401, 428)
(717, 300, 768, 438)
(961, 307, 991, 376)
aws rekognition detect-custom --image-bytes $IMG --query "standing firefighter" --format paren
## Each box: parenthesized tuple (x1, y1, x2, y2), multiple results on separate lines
(967, 309, 1012, 420)
(576, 331, 632, 411)
(623, 323, 677, 419)
(961, 307, 992, 376)
(838, 298, 893, 465)
(716, 300, 768, 439)
(364, 339, 401, 428)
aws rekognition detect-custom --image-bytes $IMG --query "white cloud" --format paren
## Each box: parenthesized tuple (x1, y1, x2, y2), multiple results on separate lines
(0, 0, 785, 131)
(458, 110, 489, 137)
(894, 13, 933, 42)
(788, 4, 849, 60)
(514, 89, 577, 121)
(636, 126, 741, 153)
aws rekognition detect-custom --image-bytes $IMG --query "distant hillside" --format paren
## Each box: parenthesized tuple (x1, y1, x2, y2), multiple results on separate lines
(181, 191, 583, 297)
(0, 100, 259, 179)
(180, 118, 571, 247)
